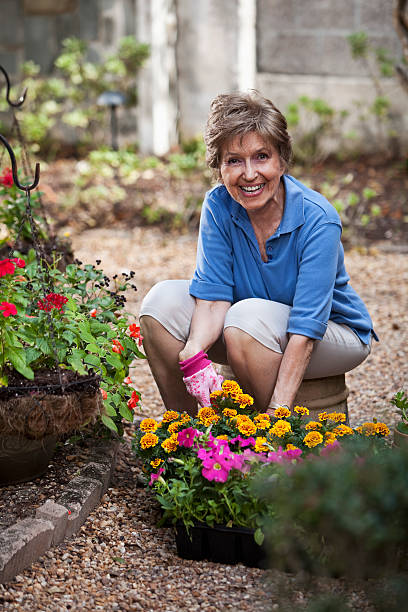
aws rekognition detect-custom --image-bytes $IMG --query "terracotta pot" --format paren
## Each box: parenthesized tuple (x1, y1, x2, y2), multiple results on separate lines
(393, 426, 408, 448)
(0, 434, 57, 485)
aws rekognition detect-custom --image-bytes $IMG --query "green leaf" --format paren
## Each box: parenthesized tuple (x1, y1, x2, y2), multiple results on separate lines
(254, 528, 264, 546)
(104, 403, 117, 417)
(84, 354, 101, 367)
(86, 343, 101, 354)
(106, 353, 123, 369)
(5, 347, 34, 380)
(101, 414, 118, 433)
(119, 404, 133, 422)
(62, 330, 76, 344)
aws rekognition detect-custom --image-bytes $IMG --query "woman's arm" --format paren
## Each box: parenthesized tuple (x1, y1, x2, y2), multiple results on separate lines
(270, 334, 315, 408)
(179, 298, 231, 361)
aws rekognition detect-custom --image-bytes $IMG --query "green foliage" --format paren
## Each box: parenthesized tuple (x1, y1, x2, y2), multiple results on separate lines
(329, 180, 380, 241)
(392, 390, 408, 434)
(260, 437, 408, 580)
(1, 36, 149, 157)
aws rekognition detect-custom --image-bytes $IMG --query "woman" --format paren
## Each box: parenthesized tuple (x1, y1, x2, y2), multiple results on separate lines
(140, 91, 377, 415)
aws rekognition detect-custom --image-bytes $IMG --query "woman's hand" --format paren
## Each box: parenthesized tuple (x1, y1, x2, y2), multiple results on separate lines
(179, 350, 224, 407)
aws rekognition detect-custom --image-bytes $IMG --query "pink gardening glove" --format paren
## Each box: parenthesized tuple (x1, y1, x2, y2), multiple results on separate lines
(179, 350, 224, 407)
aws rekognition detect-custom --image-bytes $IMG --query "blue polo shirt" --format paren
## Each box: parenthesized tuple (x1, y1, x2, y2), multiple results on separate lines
(189, 175, 376, 344)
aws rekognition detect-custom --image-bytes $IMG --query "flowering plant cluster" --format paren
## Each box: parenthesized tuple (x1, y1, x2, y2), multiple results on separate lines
(0, 249, 145, 434)
(133, 379, 390, 539)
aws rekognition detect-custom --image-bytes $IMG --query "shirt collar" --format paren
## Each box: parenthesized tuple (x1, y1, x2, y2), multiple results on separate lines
(229, 174, 305, 236)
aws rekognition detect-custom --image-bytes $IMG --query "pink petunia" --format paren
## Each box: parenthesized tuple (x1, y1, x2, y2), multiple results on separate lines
(229, 435, 256, 448)
(201, 455, 230, 483)
(149, 467, 165, 486)
(178, 427, 199, 448)
(0, 301, 17, 317)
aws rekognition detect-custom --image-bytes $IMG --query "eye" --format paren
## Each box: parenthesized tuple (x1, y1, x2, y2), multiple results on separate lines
(226, 157, 240, 165)
(257, 152, 269, 160)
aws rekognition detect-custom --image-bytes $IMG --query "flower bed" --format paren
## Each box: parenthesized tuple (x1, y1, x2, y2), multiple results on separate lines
(133, 380, 390, 564)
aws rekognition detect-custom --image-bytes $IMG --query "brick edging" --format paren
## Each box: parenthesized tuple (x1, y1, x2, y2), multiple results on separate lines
(0, 440, 119, 584)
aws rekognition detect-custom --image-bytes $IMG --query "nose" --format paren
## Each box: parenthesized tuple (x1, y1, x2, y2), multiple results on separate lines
(243, 159, 257, 181)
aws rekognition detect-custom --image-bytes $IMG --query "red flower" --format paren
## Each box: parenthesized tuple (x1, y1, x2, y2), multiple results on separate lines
(37, 293, 68, 312)
(0, 259, 16, 277)
(127, 390, 140, 409)
(11, 258, 25, 268)
(123, 376, 132, 385)
(0, 301, 17, 317)
(100, 389, 108, 400)
(112, 339, 124, 354)
(90, 308, 97, 318)
(0, 168, 13, 187)
(128, 324, 144, 347)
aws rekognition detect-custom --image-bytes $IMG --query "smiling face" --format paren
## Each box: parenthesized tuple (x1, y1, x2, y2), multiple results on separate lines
(219, 131, 285, 215)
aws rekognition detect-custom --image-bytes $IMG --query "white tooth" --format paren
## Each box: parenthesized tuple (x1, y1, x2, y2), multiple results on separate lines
(241, 184, 264, 192)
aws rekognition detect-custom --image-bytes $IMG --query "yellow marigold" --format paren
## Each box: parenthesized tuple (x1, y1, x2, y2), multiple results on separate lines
(359, 422, 377, 436)
(274, 406, 291, 419)
(355, 426, 363, 434)
(234, 414, 252, 423)
(327, 412, 347, 423)
(197, 406, 220, 426)
(254, 436, 269, 452)
(270, 419, 292, 437)
(168, 421, 182, 434)
(303, 431, 324, 448)
(237, 419, 257, 436)
(237, 393, 254, 408)
(216, 435, 229, 441)
(305, 421, 322, 431)
(161, 433, 179, 453)
(286, 444, 299, 451)
(294, 405, 309, 416)
(254, 413, 271, 423)
(140, 432, 159, 450)
(222, 380, 242, 395)
(332, 424, 354, 437)
(375, 422, 390, 436)
(324, 432, 337, 446)
(162, 410, 180, 423)
(180, 414, 191, 424)
(140, 418, 159, 433)
(210, 389, 223, 400)
(223, 408, 238, 418)
(318, 411, 329, 421)
(255, 419, 271, 430)
(150, 458, 163, 468)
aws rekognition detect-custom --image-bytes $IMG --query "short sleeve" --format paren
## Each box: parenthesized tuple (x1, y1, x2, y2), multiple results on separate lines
(189, 191, 234, 302)
(287, 221, 342, 340)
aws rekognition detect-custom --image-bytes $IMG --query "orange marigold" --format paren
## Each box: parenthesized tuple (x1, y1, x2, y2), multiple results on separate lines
(375, 422, 390, 436)
(305, 421, 322, 431)
(318, 411, 329, 421)
(324, 432, 337, 446)
(274, 406, 291, 419)
(150, 458, 163, 468)
(197, 406, 220, 426)
(237, 393, 254, 408)
(270, 419, 292, 437)
(286, 444, 299, 451)
(303, 431, 324, 448)
(162, 410, 180, 423)
(222, 380, 242, 395)
(237, 419, 257, 436)
(223, 408, 238, 418)
(359, 422, 377, 436)
(254, 436, 269, 452)
(140, 418, 159, 433)
(255, 419, 271, 430)
(294, 405, 309, 416)
(140, 432, 159, 449)
(161, 433, 179, 453)
(168, 421, 182, 434)
(332, 424, 354, 437)
(327, 412, 347, 423)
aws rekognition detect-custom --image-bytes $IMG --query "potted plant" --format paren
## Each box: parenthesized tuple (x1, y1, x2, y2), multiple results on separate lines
(391, 390, 408, 448)
(0, 250, 145, 483)
(132, 380, 390, 567)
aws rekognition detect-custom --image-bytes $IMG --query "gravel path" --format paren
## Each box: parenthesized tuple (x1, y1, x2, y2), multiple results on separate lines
(1, 226, 407, 610)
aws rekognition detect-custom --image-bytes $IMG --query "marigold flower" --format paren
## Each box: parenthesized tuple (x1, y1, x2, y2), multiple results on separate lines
(197, 406, 219, 426)
(161, 433, 179, 453)
(127, 390, 140, 409)
(286, 444, 299, 451)
(150, 458, 163, 468)
(216, 435, 229, 441)
(324, 432, 337, 446)
(304, 431, 324, 448)
(0, 301, 17, 317)
(180, 414, 191, 424)
(210, 389, 223, 404)
(168, 420, 182, 434)
(254, 436, 269, 452)
(274, 406, 291, 419)
(140, 432, 159, 449)
(270, 419, 292, 437)
(327, 412, 347, 423)
(375, 422, 390, 436)
(161, 410, 180, 423)
(222, 408, 237, 418)
(305, 421, 322, 431)
(100, 389, 108, 400)
(294, 405, 309, 416)
(255, 419, 271, 430)
(221, 380, 242, 395)
(332, 424, 354, 437)
(318, 411, 329, 421)
(140, 418, 159, 433)
(254, 413, 271, 423)
(237, 419, 257, 436)
(237, 393, 254, 408)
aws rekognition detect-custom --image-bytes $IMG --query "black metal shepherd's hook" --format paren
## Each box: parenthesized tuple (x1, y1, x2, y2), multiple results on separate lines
(0, 133, 40, 191)
(0, 65, 27, 108)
